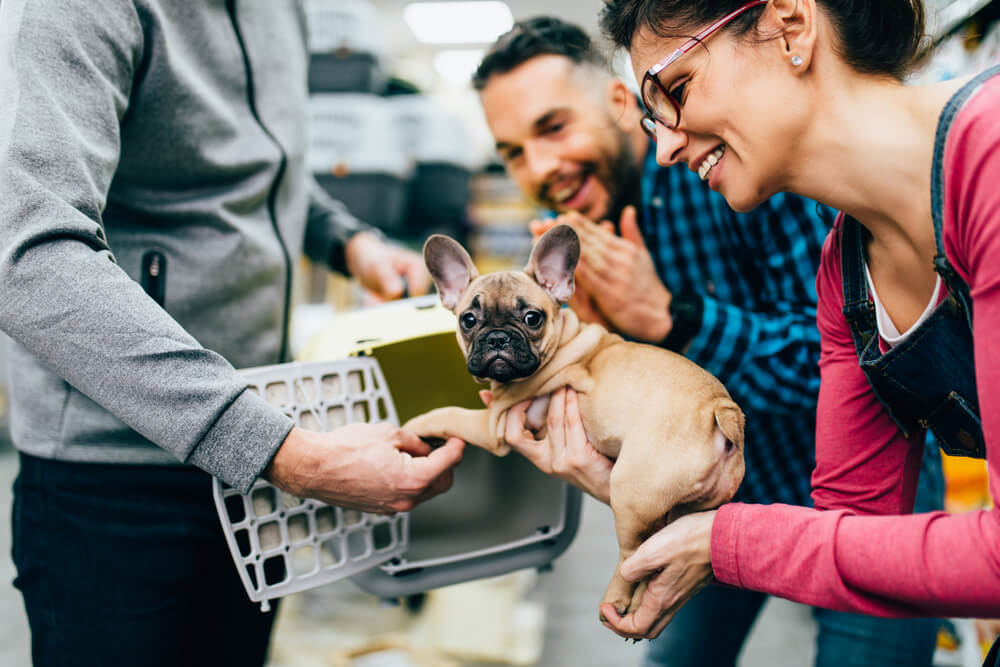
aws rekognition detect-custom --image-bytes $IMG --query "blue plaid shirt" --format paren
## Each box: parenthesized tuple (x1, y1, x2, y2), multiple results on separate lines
(641, 148, 833, 506)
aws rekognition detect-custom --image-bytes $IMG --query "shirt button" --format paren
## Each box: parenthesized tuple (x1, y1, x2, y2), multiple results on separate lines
(651, 196, 663, 208)
(706, 281, 715, 294)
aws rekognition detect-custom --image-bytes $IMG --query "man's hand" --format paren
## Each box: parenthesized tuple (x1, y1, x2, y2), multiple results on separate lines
(486, 387, 613, 504)
(600, 510, 717, 639)
(559, 207, 673, 342)
(265, 423, 465, 514)
(345, 231, 432, 300)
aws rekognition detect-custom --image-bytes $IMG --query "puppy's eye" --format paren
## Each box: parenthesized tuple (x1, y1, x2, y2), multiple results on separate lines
(523, 310, 544, 328)
(460, 312, 477, 330)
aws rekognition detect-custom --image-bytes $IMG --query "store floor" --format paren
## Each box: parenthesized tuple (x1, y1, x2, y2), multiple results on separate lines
(0, 448, 814, 666)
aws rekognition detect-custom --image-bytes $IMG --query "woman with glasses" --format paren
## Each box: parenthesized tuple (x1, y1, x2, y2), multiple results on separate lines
(569, 0, 1000, 661)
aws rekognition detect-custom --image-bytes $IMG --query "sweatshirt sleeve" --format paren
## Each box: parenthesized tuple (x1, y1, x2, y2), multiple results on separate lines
(712, 85, 1000, 617)
(303, 176, 377, 275)
(0, 0, 293, 493)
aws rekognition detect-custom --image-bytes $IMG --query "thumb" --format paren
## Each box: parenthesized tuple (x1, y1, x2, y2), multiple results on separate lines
(419, 437, 466, 476)
(621, 538, 662, 583)
(619, 206, 645, 247)
(395, 429, 433, 456)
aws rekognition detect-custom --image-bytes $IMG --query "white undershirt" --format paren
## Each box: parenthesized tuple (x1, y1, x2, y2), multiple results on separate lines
(864, 263, 942, 347)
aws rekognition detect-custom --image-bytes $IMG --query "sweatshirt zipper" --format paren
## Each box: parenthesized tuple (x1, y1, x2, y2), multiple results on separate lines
(141, 250, 167, 307)
(226, 0, 294, 363)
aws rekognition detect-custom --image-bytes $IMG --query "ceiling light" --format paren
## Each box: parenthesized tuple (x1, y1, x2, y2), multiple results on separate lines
(404, 1, 513, 44)
(433, 49, 486, 86)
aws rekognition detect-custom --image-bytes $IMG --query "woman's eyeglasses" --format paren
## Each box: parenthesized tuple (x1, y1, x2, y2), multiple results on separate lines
(641, 0, 768, 140)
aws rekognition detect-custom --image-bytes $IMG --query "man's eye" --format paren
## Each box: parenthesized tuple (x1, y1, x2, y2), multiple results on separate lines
(500, 147, 523, 162)
(668, 79, 688, 104)
(542, 122, 565, 135)
(523, 311, 544, 328)
(461, 313, 477, 329)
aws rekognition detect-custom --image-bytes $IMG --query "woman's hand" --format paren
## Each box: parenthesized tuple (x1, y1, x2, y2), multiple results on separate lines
(483, 387, 613, 504)
(600, 510, 718, 639)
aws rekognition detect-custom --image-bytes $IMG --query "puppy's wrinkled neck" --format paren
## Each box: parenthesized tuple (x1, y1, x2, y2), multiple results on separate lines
(535, 307, 611, 377)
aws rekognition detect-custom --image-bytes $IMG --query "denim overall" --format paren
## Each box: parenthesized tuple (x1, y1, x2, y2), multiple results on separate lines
(839, 66, 1000, 666)
(839, 217, 983, 458)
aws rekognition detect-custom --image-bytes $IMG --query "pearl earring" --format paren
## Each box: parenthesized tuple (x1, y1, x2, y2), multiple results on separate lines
(791, 55, 803, 66)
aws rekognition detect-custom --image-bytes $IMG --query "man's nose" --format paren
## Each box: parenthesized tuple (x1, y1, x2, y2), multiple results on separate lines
(523, 140, 559, 184)
(654, 124, 687, 167)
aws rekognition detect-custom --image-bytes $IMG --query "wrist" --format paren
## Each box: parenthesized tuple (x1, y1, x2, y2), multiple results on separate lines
(642, 287, 673, 342)
(660, 288, 703, 353)
(264, 427, 312, 496)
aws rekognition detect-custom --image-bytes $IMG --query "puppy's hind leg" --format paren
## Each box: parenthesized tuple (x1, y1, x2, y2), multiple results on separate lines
(600, 443, 675, 621)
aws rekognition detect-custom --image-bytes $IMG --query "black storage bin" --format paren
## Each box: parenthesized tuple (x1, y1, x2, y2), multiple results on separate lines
(308, 52, 386, 94)
(314, 171, 409, 239)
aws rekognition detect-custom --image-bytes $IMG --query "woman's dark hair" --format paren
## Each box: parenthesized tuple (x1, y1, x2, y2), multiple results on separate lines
(473, 16, 610, 91)
(599, 0, 927, 80)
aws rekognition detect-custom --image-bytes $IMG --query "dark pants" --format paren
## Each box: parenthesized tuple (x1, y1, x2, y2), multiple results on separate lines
(11, 453, 278, 667)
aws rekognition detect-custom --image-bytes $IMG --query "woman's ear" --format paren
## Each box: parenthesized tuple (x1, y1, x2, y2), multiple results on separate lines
(768, 0, 818, 71)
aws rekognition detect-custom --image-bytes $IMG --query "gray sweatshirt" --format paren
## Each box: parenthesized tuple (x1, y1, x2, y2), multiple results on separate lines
(0, 0, 368, 492)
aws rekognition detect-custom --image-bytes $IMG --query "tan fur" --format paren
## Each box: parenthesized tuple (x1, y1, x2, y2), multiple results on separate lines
(405, 233, 745, 620)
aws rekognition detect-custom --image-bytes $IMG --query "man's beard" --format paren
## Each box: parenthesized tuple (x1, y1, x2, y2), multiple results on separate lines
(604, 126, 641, 228)
(541, 126, 641, 226)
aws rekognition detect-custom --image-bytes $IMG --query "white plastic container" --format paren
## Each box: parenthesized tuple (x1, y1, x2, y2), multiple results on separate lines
(307, 94, 411, 235)
(303, 0, 384, 57)
(390, 95, 477, 169)
(215, 298, 582, 609)
(390, 95, 475, 240)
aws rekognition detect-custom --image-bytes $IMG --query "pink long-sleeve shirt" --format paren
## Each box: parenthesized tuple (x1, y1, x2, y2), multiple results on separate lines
(711, 71, 1000, 618)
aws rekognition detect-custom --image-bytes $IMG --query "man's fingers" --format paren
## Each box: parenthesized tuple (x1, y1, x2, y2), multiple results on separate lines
(372, 262, 406, 299)
(415, 437, 465, 478)
(530, 219, 557, 238)
(395, 431, 433, 457)
(402, 261, 432, 296)
(575, 256, 603, 287)
(418, 468, 455, 501)
(619, 205, 646, 247)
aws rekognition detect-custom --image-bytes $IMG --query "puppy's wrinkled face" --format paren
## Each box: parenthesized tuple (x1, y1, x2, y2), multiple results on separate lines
(424, 224, 580, 385)
(454, 274, 559, 383)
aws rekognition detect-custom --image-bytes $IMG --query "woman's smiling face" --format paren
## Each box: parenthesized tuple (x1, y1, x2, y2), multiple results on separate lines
(628, 17, 811, 212)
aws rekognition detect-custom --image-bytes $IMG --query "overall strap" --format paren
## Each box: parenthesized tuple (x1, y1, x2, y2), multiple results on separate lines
(930, 65, 1000, 322)
(839, 217, 877, 357)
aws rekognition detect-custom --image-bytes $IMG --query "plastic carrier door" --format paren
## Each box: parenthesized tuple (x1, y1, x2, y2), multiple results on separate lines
(212, 357, 407, 611)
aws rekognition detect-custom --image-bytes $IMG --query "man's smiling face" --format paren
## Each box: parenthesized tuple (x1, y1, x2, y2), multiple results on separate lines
(480, 55, 638, 222)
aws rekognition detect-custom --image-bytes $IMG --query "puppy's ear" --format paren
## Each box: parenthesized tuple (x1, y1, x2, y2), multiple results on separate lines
(423, 235, 479, 311)
(525, 224, 580, 303)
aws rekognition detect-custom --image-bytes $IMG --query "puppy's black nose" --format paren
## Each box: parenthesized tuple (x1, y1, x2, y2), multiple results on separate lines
(486, 330, 511, 349)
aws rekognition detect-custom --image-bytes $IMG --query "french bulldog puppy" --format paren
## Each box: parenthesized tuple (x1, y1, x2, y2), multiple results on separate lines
(403, 224, 744, 621)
